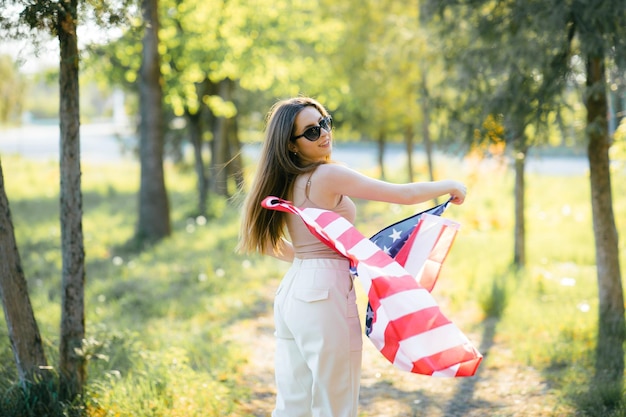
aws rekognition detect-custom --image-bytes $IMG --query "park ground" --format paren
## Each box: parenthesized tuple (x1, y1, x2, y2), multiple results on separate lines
(226, 278, 575, 417)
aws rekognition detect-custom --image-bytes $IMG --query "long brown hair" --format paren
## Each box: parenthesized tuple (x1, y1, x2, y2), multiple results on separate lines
(237, 97, 330, 254)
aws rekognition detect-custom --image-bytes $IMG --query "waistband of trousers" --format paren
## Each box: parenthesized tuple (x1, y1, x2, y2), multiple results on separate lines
(291, 257, 350, 269)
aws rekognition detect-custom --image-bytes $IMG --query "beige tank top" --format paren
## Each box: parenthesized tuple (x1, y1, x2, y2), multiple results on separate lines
(286, 171, 356, 260)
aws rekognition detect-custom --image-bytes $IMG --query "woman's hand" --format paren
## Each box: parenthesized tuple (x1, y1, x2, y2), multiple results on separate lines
(448, 181, 467, 205)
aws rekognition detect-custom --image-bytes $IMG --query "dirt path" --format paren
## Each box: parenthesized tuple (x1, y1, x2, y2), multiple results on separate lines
(227, 284, 574, 417)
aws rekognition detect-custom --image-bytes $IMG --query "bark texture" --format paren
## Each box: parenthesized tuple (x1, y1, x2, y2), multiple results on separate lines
(513, 137, 526, 269)
(137, 0, 171, 242)
(58, 1, 86, 400)
(0, 160, 49, 384)
(586, 55, 625, 386)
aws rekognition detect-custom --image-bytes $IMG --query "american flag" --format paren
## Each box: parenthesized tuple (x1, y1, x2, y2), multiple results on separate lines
(366, 200, 457, 334)
(262, 197, 482, 377)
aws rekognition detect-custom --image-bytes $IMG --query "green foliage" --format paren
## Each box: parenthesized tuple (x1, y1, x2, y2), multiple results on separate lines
(0, 377, 78, 417)
(83, 329, 247, 417)
(0, 54, 25, 124)
(426, 0, 626, 154)
(320, 0, 451, 144)
(79, 0, 468, 153)
(571, 382, 626, 417)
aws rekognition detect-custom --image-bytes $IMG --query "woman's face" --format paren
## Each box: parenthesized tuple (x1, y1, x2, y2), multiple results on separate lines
(288, 106, 332, 164)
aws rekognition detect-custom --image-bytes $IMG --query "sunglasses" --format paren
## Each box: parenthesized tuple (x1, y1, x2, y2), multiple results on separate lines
(291, 116, 333, 141)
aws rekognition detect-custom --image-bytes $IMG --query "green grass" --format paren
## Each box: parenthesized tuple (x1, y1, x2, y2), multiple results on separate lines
(1, 154, 625, 416)
(1, 156, 283, 416)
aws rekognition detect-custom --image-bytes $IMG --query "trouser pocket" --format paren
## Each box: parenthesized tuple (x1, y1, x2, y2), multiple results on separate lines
(293, 288, 329, 302)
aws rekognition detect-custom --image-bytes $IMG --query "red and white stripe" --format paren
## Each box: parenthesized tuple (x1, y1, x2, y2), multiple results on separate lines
(262, 197, 482, 377)
(396, 213, 460, 292)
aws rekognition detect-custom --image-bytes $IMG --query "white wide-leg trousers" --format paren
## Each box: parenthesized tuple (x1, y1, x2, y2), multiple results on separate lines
(272, 258, 363, 417)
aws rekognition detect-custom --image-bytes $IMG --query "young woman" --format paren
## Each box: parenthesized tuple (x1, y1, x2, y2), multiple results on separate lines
(238, 97, 466, 417)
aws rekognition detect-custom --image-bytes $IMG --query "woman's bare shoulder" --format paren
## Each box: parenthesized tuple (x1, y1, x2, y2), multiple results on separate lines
(315, 162, 354, 178)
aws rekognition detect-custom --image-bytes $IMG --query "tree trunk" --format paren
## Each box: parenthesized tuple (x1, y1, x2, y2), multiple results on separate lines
(376, 129, 386, 180)
(404, 124, 414, 183)
(513, 137, 526, 269)
(187, 108, 208, 215)
(0, 160, 50, 385)
(228, 111, 245, 191)
(137, 0, 171, 242)
(421, 73, 437, 202)
(209, 78, 232, 196)
(585, 55, 625, 388)
(555, 109, 568, 147)
(210, 116, 228, 196)
(57, 1, 86, 401)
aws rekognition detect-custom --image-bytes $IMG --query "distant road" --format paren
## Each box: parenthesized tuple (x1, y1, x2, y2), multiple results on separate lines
(0, 123, 590, 176)
(1, 123, 136, 163)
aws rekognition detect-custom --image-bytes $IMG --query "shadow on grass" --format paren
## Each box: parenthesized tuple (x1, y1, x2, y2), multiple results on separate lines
(440, 317, 499, 416)
(359, 377, 497, 417)
(441, 272, 508, 416)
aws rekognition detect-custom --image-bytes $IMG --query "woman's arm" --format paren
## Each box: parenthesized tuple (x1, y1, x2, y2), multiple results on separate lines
(264, 237, 295, 262)
(312, 164, 466, 206)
